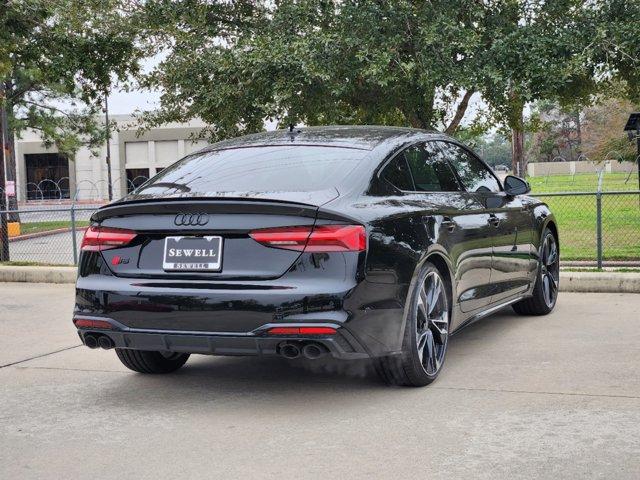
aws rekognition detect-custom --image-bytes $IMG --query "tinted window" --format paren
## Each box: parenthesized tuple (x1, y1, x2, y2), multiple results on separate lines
(381, 157, 414, 191)
(438, 142, 501, 193)
(402, 143, 461, 192)
(138, 146, 369, 194)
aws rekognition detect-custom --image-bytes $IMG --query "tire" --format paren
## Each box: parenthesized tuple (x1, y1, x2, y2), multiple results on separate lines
(375, 262, 451, 387)
(115, 349, 190, 374)
(513, 227, 559, 316)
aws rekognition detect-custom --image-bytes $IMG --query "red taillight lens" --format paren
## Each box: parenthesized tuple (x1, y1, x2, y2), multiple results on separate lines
(249, 226, 312, 251)
(250, 225, 366, 252)
(267, 327, 337, 335)
(73, 318, 113, 329)
(81, 226, 137, 251)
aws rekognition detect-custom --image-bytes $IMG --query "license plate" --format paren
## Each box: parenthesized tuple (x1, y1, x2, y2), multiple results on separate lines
(163, 236, 223, 272)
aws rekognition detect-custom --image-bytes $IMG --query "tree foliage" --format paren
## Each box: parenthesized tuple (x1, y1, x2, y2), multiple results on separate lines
(140, 0, 640, 173)
(140, 0, 498, 140)
(1, 0, 147, 157)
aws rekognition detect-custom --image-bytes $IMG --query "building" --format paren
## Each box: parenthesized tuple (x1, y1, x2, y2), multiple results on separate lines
(14, 115, 209, 202)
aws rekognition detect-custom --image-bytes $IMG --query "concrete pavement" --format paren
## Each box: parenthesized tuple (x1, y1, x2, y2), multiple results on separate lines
(1, 283, 639, 479)
(7, 230, 84, 265)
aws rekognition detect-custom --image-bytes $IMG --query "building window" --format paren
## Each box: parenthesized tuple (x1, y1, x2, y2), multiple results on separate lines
(126, 168, 150, 193)
(25, 153, 70, 200)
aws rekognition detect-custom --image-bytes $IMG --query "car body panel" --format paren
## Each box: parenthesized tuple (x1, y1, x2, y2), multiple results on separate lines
(74, 126, 557, 359)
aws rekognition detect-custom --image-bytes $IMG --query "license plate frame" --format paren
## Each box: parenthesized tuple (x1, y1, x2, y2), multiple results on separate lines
(162, 236, 223, 272)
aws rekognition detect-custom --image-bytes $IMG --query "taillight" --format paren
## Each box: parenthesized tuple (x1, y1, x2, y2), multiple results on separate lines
(249, 225, 366, 252)
(73, 318, 113, 329)
(81, 226, 137, 251)
(267, 327, 337, 335)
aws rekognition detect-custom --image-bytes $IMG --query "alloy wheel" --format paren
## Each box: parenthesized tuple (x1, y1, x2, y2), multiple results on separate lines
(415, 271, 449, 375)
(540, 233, 559, 308)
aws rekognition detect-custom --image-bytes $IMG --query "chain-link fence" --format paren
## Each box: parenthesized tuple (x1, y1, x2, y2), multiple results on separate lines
(1, 191, 639, 267)
(0, 206, 97, 265)
(532, 191, 640, 266)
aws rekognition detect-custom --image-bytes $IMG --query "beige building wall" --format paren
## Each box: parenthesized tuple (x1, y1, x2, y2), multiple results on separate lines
(14, 115, 209, 202)
(527, 160, 635, 177)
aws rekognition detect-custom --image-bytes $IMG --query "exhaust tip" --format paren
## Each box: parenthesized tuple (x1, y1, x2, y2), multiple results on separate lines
(84, 334, 99, 349)
(97, 335, 114, 350)
(302, 343, 327, 360)
(279, 343, 301, 359)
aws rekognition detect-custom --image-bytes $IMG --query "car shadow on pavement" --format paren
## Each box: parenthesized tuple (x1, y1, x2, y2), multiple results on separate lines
(90, 306, 532, 407)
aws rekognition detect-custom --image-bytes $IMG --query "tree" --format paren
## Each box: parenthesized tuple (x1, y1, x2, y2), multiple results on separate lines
(0, 0, 147, 197)
(478, 0, 640, 174)
(581, 97, 639, 163)
(528, 100, 583, 162)
(139, 0, 493, 140)
(475, 1, 597, 174)
(0, 0, 147, 259)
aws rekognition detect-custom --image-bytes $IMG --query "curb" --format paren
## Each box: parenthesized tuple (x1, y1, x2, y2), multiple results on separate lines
(0, 266, 77, 284)
(9, 227, 87, 243)
(559, 271, 640, 293)
(0, 267, 639, 293)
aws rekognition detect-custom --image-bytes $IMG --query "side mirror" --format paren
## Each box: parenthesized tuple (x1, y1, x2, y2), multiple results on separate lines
(503, 175, 530, 196)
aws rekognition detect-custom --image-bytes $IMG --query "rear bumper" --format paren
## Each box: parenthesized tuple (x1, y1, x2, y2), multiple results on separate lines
(75, 266, 410, 357)
(75, 316, 370, 360)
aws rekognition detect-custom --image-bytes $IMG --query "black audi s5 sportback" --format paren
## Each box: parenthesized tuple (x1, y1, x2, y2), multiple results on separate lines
(74, 126, 559, 386)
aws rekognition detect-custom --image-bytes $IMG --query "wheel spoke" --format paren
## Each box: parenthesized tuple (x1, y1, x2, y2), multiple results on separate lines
(417, 285, 428, 320)
(416, 329, 428, 363)
(547, 243, 558, 266)
(429, 312, 448, 344)
(425, 274, 438, 310)
(426, 331, 438, 373)
(543, 275, 551, 305)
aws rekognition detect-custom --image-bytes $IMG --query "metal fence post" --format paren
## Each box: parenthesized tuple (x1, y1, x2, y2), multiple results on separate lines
(596, 170, 604, 269)
(0, 207, 8, 262)
(70, 202, 78, 265)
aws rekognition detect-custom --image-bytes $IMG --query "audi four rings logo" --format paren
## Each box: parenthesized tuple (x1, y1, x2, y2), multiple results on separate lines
(174, 213, 209, 226)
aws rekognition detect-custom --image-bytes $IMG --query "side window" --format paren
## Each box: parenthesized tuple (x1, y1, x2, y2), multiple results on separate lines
(438, 142, 501, 193)
(403, 143, 461, 192)
(381, 156, 414, 191)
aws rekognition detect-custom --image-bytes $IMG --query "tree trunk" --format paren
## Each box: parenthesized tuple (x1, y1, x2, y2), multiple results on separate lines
(444, 90, 473, 135)
(509, 98, 525, 176)
(511, 127, 525, 176)
(1, 94, 19, 221)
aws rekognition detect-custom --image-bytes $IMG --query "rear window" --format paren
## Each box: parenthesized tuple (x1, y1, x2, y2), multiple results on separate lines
(137, 145, 369, 194)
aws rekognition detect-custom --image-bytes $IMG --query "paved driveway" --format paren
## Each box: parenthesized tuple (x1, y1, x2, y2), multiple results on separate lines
(1, 284, 639, 479)
(8, 230, 85, 265)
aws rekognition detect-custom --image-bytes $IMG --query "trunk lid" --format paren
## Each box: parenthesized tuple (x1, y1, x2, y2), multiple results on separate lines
(90, 191, 338, 280)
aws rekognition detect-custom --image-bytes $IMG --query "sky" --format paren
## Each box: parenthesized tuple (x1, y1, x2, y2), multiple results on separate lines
(107, 87, 161, 115)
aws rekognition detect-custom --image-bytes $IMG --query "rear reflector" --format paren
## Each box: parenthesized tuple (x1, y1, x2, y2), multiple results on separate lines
(267, 327, 337, 335)
(81, 226, 137, 251)
(73, 318, 113, 329)
(250, 225, 366, 252)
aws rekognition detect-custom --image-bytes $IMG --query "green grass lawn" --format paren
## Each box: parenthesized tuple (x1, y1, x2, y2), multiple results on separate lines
(19, 220, 90, 236)
(529, 172, 639, 193)
(532, 191, 640, 261)
(530, 171, 640, 261)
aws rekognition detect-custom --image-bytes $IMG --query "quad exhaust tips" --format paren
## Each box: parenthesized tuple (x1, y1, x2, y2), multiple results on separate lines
(278, 342, 328, 360)
(84, 334, 114, 350)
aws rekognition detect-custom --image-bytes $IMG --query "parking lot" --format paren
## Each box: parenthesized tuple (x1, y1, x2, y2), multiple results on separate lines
(1, 283, 639, 479)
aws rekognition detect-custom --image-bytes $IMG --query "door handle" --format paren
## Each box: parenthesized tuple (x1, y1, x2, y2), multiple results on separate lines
(441, 216, 456, 232)
(488, 214, 501, 228)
